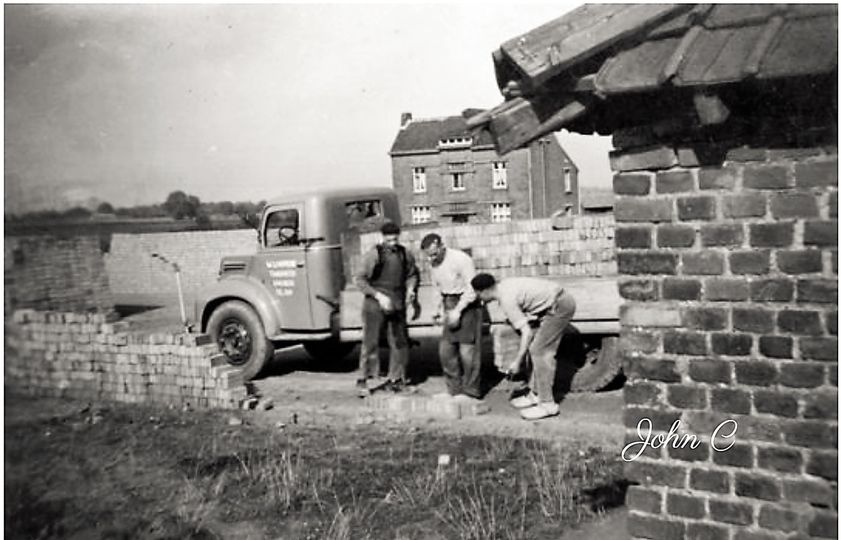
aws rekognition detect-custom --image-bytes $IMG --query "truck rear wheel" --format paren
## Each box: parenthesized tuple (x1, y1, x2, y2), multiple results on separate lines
(303, 339, 356, 365)
(207, 300, 273, 380)
(569, 336, 621, 392)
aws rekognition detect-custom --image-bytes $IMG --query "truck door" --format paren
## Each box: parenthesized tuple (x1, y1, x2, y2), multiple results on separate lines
(260, 204, 313, 330)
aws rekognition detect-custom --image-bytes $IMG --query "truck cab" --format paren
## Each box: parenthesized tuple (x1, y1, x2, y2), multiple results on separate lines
(198, 187, 400, 379)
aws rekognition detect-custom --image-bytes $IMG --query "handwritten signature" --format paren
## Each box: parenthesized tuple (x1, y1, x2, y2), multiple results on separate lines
(622, 418, 738, 462)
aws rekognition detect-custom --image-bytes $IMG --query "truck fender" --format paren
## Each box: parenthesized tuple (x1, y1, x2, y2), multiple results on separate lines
(198, 276, 283, 336)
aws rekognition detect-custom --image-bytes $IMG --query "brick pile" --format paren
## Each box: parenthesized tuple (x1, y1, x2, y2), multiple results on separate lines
(5, 309, 248, 409)
(615, 141, 838, 539)
(353, 215, 616, 284)
(4, 235, 115, 315)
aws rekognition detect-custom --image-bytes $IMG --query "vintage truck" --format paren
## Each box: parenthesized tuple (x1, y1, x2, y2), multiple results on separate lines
(197, 186, 622, 390)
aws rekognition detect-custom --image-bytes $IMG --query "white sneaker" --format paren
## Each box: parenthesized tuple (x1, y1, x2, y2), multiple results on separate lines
(509, 391, 539, 409)
(520, 402, 560, 420)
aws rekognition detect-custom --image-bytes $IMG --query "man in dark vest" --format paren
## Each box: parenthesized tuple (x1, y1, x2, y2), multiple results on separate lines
(354, 221, 419, 396)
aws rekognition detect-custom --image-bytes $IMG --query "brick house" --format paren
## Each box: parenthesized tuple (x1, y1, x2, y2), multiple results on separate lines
(388, 110, 578, 225)
(471, 4, 837, 539)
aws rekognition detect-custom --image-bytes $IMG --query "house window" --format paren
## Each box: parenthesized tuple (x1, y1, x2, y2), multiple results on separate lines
(491, 202, 511, 223)
(492, 161, 508, 189)
(412, 167, 426, 193)
(451, 173, 465, 191)
(439, 137, 473, 149)
(411, 205, 431, 224)
(564, 167, 572, 193)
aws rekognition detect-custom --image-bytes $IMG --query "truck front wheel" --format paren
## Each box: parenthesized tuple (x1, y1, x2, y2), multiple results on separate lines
(207, 300, 273, 380)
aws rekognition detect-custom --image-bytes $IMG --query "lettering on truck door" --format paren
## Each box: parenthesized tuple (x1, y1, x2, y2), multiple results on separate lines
(260, 204, 313, 330)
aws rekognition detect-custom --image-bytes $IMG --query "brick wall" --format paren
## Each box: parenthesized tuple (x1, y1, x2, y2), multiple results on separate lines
(104, 230, 257, 296)
(617, 140, 838, 538)
(5, 309, 248, 409)
(352, 214, 616, 285)
(4, 235, 115, 315)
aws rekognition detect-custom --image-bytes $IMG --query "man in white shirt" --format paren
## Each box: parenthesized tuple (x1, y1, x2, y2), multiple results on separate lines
(421, 233, 483, 402)
(471, 273, 576, 420)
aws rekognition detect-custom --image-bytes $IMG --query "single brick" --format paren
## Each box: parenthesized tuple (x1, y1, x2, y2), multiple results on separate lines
(705, 278, 749, 301)
(616, 199, 674, 222)
(797, 279, 839, 304)
(800, 337, 838, 361)
(779, 362, 825, 388)
(666, 492, 705, 518)
(826, 311, 837, 335)
(618, 252, 679, 275)
(735, 361, 778, 386)
(668, 441, 710, 463)
(750, 279, 794, 302)
(757, 446, 804, 474)
(784, 420, 837, 448)
(614, 173, 652, 195)
(682, 307, 728, 330)
(625, 461, 688, 489)
(729, 251, 770, 275)
(666, 385, 707, 409)
(758, 335, 793, 358)
(662, 278, 702, 300)
(777, 250, 823, 274)
(758, 504, 805, 532)
(712, 442, 754, 468)
(664, 331, 707, 355)
(627, 357, 681, 383)
(616, 227, 652, 248)
(690, 468, 730, 494)
(732, 308, 774, 333)
(626, 486, 662, 514)
(685, 522, 729, 540)
(795, 159, 838, 188)
(803, 219, 838, 247)
(754, 392, 797, 420)
(711, 388, 751, 414)
(777, 309, 823, 335)
(728, 146, 768, 162)
(678, 196, 717, 221)
(749, 222, 794, 247)
(803, 391, 838, 419)
(619, 279, 660, 301)
(611, 146, 679, 172)
(656, 170, 694, 193)
(744, 165, 790, 189)
(723, 193, 766, 218)
(770, 192, 820, 218)
(782, 478, 834, 507)
(621, 305, 681, 327)
(626, 513, 685, 540)
(699, 166, 737, 190)
(808, 510, 839, 538)
(689, 359, 731, 383)
(701, 224, 744, 247)
(711, 333, 752, 356)
(708, 498, 754, 525)
(624, 380, 663, 406)
(682, 252, 725, 275)
(735, 473, 781, 501)
(657, 225, 696, 248)
(624, 430, 664, 460)
(807, 451, 838, 481)
(621, 331, 660, 355)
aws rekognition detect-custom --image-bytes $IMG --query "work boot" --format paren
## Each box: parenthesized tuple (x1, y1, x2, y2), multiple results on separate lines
(386, 379, 405, 393)
(355, 378, 370, 398)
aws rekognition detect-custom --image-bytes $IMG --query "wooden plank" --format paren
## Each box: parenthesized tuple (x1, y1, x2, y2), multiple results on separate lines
(339, 276, 620, 331)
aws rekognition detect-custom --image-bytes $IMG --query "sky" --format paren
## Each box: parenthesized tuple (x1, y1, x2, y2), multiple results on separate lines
(4, 3, 614, 214)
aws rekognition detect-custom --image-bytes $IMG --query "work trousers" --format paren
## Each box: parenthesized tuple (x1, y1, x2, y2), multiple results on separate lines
(439, 296, 483, 398)
(359, 296, 409, 382)
(527, 290, 576, 403)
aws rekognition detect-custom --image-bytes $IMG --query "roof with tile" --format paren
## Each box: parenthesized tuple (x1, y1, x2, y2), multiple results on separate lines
(390, 109, 495, 155)
(469, 4, 838, 154)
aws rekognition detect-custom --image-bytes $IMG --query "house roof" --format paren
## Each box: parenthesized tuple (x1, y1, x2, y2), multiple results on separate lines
(390, 109, 496, 155)
(468, 4, 838, 154)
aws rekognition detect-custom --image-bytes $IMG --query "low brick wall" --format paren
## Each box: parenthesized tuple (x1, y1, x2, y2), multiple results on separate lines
(353, 215, 616, 284)
(5, 235, 115, 314)
(5, 309, 248, 409)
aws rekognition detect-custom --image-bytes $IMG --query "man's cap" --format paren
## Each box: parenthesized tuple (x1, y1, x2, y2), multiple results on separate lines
(381, 222, 401, 235)
(471, 273, 496, 291)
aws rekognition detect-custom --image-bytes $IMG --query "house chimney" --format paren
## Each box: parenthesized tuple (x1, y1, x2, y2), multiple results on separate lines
(400, 112, 412, 127)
